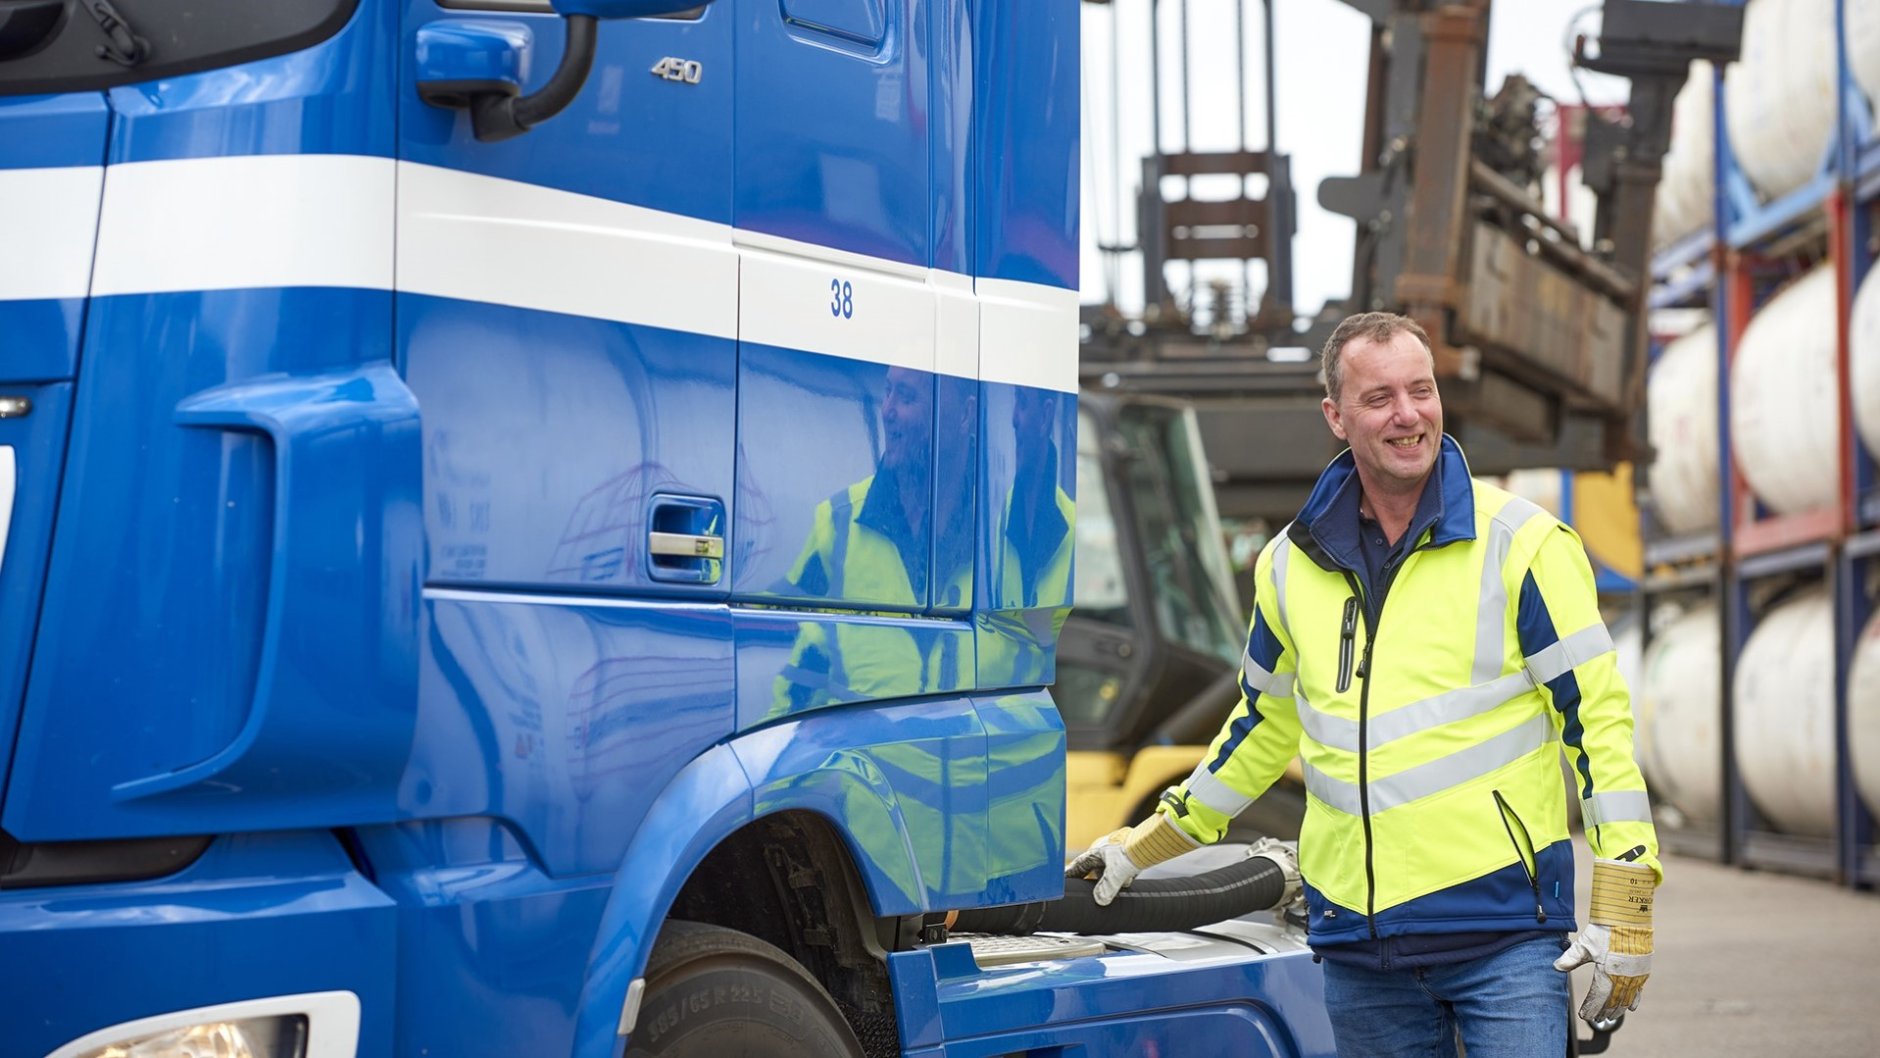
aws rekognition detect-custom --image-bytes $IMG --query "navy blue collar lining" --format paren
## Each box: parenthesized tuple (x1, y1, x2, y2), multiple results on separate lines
(1287, 434, 1478, 574)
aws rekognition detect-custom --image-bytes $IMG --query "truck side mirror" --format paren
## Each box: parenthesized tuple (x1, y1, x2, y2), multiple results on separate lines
(419, 0, 717, 143)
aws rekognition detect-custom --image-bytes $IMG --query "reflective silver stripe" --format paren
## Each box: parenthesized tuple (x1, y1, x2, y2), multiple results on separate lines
(1305, 713, 1555, 817)
(1302, 761, 1363, 816)
(1268, 534, 1294, 643)
(1184, 763, 1256, 818)
(1473, 496, 1544, 686)
(1582, 790, 1654, 827)
(1524, 623, 1615, 686)
(1377, 672, 1536, 750)
(1241, 650, 1296, 699)
(1295, 692, 1351, 752)
(1295, 671, 1535, 754)
(1371, 713, 1553, 813)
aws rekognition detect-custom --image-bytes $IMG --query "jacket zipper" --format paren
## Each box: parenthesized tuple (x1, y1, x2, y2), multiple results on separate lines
(1340, 571, 1380, 937)
(1339, 540, 1430, 939)
(1492, 789, 1548, 924)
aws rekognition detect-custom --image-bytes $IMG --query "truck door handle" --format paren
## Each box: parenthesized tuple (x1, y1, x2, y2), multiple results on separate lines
(648, 531, 724, 560)
(646, 494, 726, 585)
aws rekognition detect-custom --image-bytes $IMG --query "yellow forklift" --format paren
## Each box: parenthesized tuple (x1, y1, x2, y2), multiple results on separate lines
(1057, 390, 1306, 849)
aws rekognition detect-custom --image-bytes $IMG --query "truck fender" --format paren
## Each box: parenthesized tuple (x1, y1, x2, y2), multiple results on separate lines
(569, 738, 925, 1058)
(569, 742, 752, 1058)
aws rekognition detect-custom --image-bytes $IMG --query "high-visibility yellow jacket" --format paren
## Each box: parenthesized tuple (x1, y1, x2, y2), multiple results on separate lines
(1159, 437, 1660, 946)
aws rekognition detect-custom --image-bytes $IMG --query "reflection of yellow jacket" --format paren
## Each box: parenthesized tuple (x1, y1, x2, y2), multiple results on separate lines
(770, 477, 971, 717)
(978, 485, 1074, 690)
(1161, 441, 1658, 945)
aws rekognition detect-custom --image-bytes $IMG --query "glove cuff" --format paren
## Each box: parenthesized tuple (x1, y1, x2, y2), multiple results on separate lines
(1123, 813, 1200, 869)
(1589, 858, 1655, 927)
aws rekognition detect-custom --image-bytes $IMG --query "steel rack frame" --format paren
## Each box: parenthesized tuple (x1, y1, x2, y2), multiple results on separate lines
(1641, 0, 1880, 887)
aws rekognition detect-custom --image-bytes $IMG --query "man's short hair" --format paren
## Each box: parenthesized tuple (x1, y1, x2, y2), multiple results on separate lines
(1319, 312, 1434, 402)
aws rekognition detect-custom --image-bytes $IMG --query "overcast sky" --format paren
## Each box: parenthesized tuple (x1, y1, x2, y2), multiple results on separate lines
(1078, 0, 1633, 321)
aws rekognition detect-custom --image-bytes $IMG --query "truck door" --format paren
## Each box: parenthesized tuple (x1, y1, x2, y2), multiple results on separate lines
(391, 4, 743, 892)
(398, 5, 737, 599)
(0, 94, 106, 804)
(728, 0, 939, 617)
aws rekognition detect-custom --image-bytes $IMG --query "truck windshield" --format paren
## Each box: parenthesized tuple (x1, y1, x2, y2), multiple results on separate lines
(1113, 402, 1242, 665)
(0, 0, 357, 97)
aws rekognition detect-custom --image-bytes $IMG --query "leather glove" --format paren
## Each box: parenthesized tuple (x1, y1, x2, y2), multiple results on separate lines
(1555, 858, 1655, 1024)
(1064, 813, 1199, 906)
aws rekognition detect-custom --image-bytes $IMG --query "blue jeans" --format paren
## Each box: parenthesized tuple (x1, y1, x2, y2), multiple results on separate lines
(1319, 935, 1570, 1058)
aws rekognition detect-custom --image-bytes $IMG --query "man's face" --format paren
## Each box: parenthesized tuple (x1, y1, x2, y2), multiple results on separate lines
(880, 367, 931, 472)
(1321, 330, 1443, 492)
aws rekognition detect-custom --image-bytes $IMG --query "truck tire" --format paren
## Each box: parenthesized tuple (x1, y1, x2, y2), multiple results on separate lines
(625, 920, 865, 1058)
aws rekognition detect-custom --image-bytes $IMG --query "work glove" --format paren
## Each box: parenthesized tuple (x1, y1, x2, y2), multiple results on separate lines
(1555, 858, 1655, 1025)
(1065, 813, 1199, 906)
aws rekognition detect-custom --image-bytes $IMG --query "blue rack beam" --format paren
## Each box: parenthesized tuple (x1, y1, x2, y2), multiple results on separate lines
(1640, 0, 1880, 889)
(1650, 228, 1714, 281)
(1648, 257, 1715, 310)
(1860, 139, 1880, 203)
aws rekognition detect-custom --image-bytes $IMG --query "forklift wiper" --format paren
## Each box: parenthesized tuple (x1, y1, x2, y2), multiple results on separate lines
(83, 0, 146, 66)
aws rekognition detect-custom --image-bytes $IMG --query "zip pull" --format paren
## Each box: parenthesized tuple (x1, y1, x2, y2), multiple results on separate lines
(1336, 597, 1358, 693)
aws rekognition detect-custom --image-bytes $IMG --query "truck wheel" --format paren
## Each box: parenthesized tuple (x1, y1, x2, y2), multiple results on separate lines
(625, 920, 865, 1058)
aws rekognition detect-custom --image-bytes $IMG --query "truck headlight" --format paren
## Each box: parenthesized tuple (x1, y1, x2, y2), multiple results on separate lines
(50, 994, 355, 1058)
(77, 1017, 307, 1058)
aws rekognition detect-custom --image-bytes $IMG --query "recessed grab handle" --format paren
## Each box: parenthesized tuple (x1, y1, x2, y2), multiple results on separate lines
(649, 531, 724, 560)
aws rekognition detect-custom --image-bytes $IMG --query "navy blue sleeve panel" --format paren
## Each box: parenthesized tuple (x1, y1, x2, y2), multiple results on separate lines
(1218, 606, 1289, 761)
(1517, 527, 1660, 880)
(1518, 571, 1591, 799)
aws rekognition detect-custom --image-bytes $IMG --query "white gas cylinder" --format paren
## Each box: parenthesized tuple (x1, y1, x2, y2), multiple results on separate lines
(1851, 262, 1880, 460)
(1653, 61, 1715, 248)
(1731, 266, 1839, 515)
(1648, 324, 1719, 534)
(1637, 602, 1723, 826)
(1724, 0, 1838, 201)
(1849, 607, 1880, 821)
(1734, 588, 1836, 837)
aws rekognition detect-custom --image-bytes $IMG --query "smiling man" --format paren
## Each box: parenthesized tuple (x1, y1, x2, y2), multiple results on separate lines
(1070, 312, 1662, 1057)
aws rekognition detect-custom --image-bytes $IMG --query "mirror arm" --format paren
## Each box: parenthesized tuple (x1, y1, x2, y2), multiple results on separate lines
(470, 14, 597, 143)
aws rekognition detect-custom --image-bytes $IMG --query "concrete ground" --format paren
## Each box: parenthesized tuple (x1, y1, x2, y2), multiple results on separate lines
(1566, 846, 1880, 1056)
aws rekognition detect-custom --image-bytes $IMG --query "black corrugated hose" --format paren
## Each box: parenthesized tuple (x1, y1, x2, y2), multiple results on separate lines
(951, 848, 1292, 936)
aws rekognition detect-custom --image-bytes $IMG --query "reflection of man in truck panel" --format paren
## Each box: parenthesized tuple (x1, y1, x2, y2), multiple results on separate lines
(770, 367, 970, 714)
(979, 385, 1074, 689)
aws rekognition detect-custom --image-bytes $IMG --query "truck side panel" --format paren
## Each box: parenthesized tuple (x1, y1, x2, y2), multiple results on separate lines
(6, 0, 411, 837)
(971, 0, 1081, 692)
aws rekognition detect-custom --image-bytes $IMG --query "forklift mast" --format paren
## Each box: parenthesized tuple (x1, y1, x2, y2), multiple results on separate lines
(1318, 0, 1741, 465)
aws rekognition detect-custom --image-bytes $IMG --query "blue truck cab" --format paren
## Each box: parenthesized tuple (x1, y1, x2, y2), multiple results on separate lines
(0, 2, 1331, 1055)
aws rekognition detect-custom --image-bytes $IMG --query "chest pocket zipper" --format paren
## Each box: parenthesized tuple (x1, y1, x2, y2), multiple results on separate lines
(1492, 789, 1547, 924)
(1336, 596, 1358, 693)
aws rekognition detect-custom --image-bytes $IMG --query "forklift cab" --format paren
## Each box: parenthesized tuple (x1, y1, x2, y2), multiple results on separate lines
(1057, 392, 1296, 847)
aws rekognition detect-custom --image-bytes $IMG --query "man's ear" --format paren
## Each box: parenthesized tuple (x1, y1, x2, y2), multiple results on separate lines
(1322, 396, 1347, 441)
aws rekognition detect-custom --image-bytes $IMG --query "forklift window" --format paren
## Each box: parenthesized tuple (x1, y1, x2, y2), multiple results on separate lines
(1114, 404, 1242, 665)
(1073, 409, 1130, 621)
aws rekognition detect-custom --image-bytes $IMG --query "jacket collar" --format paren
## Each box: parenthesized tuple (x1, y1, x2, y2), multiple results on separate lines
(1287, 434, 1477, 573)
